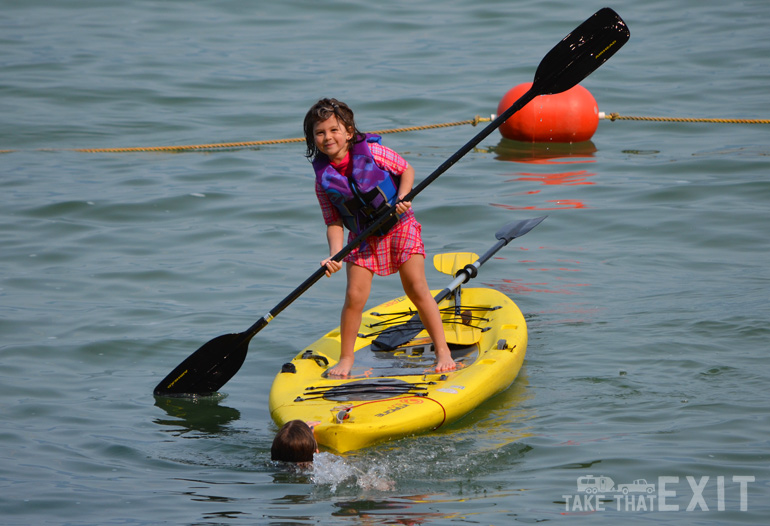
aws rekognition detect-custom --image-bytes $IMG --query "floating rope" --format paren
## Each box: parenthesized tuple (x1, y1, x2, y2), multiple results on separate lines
(73, 137, 303, 153)
(71, 115, 493, 154)
(4, 113, 768, 154)
(600, 112, 770, 125)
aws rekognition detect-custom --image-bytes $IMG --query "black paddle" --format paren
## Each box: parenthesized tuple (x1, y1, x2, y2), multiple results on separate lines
(153, 8, 629, 397)
(371, 216, 547, 351)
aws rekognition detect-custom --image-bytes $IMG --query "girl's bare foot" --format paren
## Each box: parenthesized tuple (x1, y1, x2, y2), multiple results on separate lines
(328, 356, 354, 377)
(435, 348, 457, 373)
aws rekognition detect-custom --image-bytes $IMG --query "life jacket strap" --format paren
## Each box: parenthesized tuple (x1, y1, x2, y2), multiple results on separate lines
(348, 177, 398, 236)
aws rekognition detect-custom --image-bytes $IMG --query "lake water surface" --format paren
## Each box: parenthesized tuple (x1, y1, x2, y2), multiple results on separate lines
(2, 1, 769, 524)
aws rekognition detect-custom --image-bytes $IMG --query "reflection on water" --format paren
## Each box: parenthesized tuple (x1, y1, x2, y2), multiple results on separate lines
(332, 496, 450, 524)
(491, 138, 598, 163)
(153, 394, 241, 437)
(482, 138, 601, 326)
(513, 171, 595, 186)
(329, 489, 528, 524)
(491, 198, 588, 211)
(488, 138, 597, 211)
(489, 248, 589, 297)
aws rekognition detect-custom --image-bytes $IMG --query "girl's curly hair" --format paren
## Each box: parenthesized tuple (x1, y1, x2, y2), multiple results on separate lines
(303, 98, 364, 160)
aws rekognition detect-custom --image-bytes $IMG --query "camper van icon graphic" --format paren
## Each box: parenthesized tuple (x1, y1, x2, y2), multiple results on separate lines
(577, 475, 655, 495)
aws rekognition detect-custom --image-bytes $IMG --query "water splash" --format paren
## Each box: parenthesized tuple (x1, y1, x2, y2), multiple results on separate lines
(311, 452, 394, 492)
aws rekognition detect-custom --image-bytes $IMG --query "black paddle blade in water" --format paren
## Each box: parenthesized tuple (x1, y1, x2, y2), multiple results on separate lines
(533, 7, 630, 95)
(153, 333, 249, 397)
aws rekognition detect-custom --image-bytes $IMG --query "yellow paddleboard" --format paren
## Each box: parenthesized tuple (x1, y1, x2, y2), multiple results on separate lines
(269, 286, 527, 453)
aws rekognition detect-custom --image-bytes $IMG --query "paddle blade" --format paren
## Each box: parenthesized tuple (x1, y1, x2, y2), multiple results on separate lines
(495, 216, 547, 243)
(433, 252, 480, 276)
(446, 321, 483, 346)
(533, 7, 630, 95)
(153, 333, 250, 397)
(371, 320, 426, 352)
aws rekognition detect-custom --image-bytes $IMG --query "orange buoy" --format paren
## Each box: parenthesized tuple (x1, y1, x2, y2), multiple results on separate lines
(497, 83, 598, 143)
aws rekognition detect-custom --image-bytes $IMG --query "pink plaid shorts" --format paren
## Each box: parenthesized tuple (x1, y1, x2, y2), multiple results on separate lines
(343, 212, 425, 276)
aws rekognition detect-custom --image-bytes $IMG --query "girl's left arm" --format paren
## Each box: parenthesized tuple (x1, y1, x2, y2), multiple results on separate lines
(396, 163, 414, 214)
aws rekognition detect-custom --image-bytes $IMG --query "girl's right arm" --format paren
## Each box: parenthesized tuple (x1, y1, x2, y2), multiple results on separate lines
(321, 220, 344, 277)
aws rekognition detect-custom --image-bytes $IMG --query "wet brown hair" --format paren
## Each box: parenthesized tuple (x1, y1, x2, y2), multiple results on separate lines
(303, 98, 364, 160)
(271, 420, 317, 463)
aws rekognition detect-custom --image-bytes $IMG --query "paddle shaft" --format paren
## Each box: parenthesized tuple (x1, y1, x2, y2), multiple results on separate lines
(154, 8, 629, 396)
(432, 215, 548, 304)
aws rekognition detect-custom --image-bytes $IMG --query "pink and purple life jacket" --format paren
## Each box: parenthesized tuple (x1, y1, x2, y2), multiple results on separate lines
(313, 134, 400, 236)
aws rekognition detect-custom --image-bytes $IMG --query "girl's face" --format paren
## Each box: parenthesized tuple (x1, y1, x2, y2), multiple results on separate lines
(313, 115, 352, 163)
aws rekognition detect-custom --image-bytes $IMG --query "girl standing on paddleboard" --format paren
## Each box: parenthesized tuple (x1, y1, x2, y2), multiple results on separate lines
(304, 98, 456, 377)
